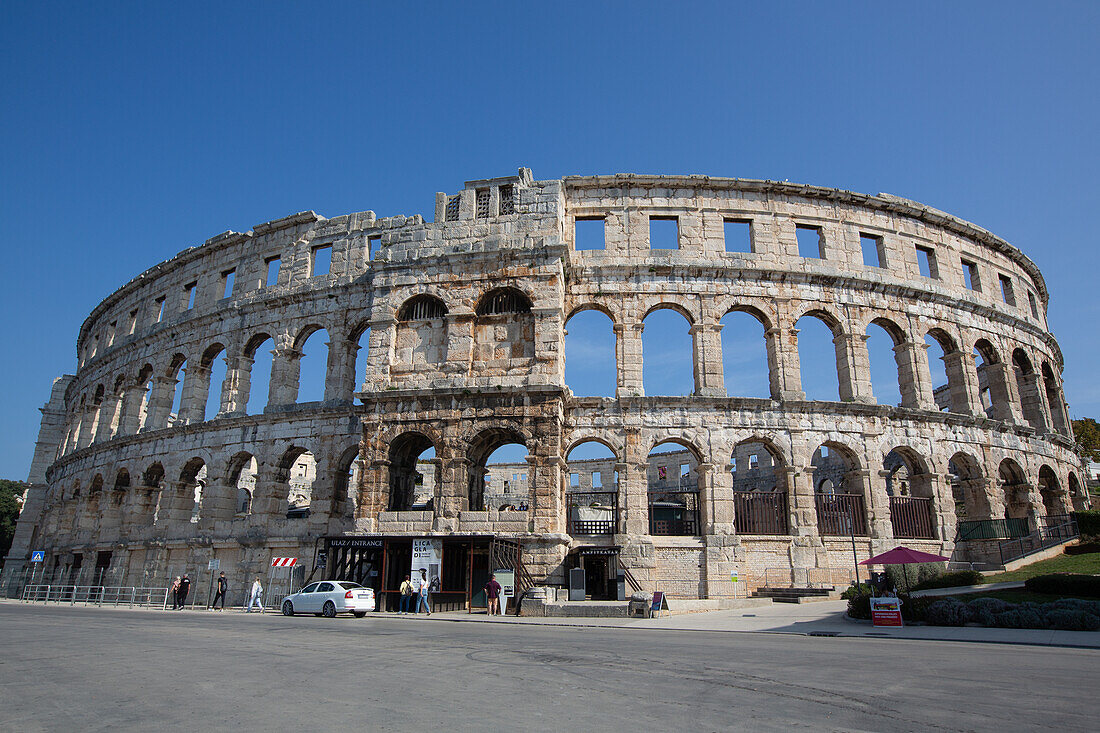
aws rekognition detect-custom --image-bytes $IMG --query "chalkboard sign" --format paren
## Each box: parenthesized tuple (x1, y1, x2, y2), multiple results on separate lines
(651, 591, 669, 617)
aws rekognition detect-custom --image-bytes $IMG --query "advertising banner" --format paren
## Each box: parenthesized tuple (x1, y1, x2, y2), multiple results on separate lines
(411, 538, 442, 586)
(870, 596, 903, 627)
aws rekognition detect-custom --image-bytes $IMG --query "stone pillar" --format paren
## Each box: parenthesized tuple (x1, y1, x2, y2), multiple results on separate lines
(117, 384, 147, 436)
(835, 333, 874, 403)
(144, 375, 178, 430)
(765, 327, 804, 401)
(93, 393, 121, 443)
(221, 355, 253, 415)
(696, 462, 727, 534)
(267, 347, 302, 406)
(444, 312, 474, 375)
(860, 469, 892, 541)
(199, 481, 237, 529)
(787, 467, 819, 538)
(615, 322, 645, 397)
(249, 475, 284, 524)
(531, 453, 563, 534)
(324, 334, 357, 403)
(177, 364, 212, 424)
(360, 319, 394, 392)
(927, 473, 956, 542)
(76, 407, 96, 449)
(690, 324, 725, 397)
(1019, 371, 1050, 431)
(896, 340, 936, 410)
(709, 461, 735, 533)
(944, 351, 981, 415)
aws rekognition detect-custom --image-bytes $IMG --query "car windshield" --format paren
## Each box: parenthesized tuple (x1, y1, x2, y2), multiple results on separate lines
(337, 582, 363, 590)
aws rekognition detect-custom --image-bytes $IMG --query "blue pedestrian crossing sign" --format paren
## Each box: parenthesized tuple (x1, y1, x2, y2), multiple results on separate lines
(31, 551, 45, 563)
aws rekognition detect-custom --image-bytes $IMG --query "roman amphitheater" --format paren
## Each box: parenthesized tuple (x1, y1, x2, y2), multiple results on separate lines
(5, 169, 1090, 607)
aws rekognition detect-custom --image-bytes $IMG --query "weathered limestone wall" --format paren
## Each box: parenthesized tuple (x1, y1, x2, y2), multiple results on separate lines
(7, 169, 1087, 600)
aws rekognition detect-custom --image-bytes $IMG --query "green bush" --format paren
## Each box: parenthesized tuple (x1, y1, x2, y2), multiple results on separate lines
(910, 570, 984, 591)
(847, 593, 871, 619)
(1043, 609, 1100, 631)
(992, 606, 1044, 629)
(841, 583, 873, 600)
(886, 562, 944, 590)
(1047, 598, 1100, 616)
(1073, 510, 1100, 537)
(968, 597, 1012, 625)
(845, 593, 923, 621)
(923, 598, 972, 626)
(1023, 573, 1100, 599)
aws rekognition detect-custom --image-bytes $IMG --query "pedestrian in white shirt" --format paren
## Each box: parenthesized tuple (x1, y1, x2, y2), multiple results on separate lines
(409, 570, 423, 613)
(247, 577, 264, 612)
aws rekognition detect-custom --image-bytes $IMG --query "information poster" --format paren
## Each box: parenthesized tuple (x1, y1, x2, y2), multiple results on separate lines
(870, 597, 903, 627)
(411, 538, 442, 586)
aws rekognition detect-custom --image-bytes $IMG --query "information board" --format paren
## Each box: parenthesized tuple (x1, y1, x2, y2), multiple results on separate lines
(870, 597, 903, 627)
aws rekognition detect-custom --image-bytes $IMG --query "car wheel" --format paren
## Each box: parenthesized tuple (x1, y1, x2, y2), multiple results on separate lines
(322, 601, 337, 618)
(282, 601, 294, 616)
(353, 611, 366, 618)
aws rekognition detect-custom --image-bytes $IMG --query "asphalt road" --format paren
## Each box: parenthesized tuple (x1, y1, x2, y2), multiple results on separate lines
(0, 603, 1096, 732)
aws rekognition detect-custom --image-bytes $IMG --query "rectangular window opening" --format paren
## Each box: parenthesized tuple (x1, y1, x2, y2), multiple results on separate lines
(999, 274, 1016, 306)
(680, 463, 690, 479)
(128, 309, 138, 335)
(221, 269, 235, 299)
(499, 185, 515, 215)
(593, 471, 602, 488)
(475, 188, 490, 219)
(796, 224, 825, 259)
(860, 233, 885, 267)
(185, 282, 197, 310)
(650, 216, 679, 250)
(724, 219, 753, 253)
(368, 235, 382, 261)
(155, 297, 166, 323)
(311, 245, 332, 277)
(445, 194, 461, 222)
(1028, 291, 1039, 319)
(106, 321, 117, 346)
(574, 217, 606, 251)
(962, 259, 981, 291)
(749, 454, 759, 469)
(915, 245, 939, 279)
(265, 257, 281, 287)
(571, 473, 580, 487)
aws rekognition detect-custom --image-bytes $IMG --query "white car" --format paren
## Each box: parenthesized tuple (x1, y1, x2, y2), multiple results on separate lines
(281, 581, 375, 618)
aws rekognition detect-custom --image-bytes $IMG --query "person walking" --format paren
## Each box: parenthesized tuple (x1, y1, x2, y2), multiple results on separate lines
(409, 569, 423, 614)
(211, 572, 228, 610)
(416, 568, 432, 615)
(484, 574, 502, 616)
(169, 576, 181, 610)
(399, 574, 413, 614)
(247, 577, 264, 613)
(177, 574, 191, 610)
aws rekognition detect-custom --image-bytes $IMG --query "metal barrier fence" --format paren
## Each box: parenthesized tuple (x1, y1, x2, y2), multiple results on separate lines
(956, 517, 1030, 541)
(20, 585, 171, 608)
(999, 517, 1078, 566)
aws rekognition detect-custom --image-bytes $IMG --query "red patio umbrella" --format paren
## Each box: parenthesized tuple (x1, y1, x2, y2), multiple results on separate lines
(859, 546, 950, 593)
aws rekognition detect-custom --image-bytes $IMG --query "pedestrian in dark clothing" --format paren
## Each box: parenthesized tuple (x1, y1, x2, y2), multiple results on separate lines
(170, 576, 181, 610)
(177, 574, 191, 609)
(484, 574, 502, 616)
(211, 572, 228, 609)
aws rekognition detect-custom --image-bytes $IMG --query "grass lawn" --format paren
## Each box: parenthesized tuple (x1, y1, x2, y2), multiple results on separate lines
(984, 551, 1100, 583)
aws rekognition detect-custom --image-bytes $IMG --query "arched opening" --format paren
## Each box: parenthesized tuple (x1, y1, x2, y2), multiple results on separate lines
(866, 319, 904, 406)
(647, 440, 700, 536)
(565, 440, 618, 535)
(295, 327, 329, 404)
(1011, 348, 1045, 429)
(244, 334, 274, 415)
(720, 309, 770, 399)
(89, 385, 105, 442)
(998, 458, 1030, 520)
(884, 448, 936, 539)
(166, 458, 206, 525)
(352, 324, 371, 399)
(198, 343, 227, 421)
(564, 308, 616, 397)
(731, 439, 790, 535)
(925, 332, 952, 412)
(332, 444, 363, 523)
(136, 364, 154, 431)
(167, 355, 187, 427)
(795, 313, 841, 401)
(948, 452, 992, 527)
(1038, 465, 1065, 519)
(467, 429, 528, 513)
(974, 339, 1006, 419)
(396, 295, 448, 367)
(1041, 362, 1069, 435)
(227, 452, 257, 516)
(139, 462, 164, 526)
(812, 444, 868, 536)
(642, 307, 695, 396)
(388, 432, 438, 512)
(275, 448, 317, 518)
(1068, 472, 1087, 511)
(474, 287, 534, 366)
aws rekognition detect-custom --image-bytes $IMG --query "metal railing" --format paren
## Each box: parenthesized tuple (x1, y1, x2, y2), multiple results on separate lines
(815, 493, 869, 536)
(733, 491, 789, 535)
(890, 496, 935, 539)
(648, 491, 699, 536)
(999, 516, 1079, 566)
(21, 585, 171, 608)
(566, 491, 618, 536)
(956, 517, 1030, 541)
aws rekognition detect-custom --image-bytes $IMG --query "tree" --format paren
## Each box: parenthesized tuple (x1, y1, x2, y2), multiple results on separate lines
(1072, 418, 1100, 463)
(0, 479, 25, 560)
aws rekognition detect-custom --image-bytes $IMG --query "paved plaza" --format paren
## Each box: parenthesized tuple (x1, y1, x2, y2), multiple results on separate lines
(0, 602, 1096, 732)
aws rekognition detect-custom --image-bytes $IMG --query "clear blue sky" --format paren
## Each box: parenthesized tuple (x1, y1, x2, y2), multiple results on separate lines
(2, 2, 1098, 478)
